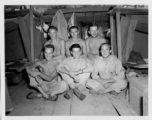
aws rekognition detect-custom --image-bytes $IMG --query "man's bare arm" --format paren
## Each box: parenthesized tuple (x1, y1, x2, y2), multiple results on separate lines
(53, 40, 65, 60)
(26, 61, 41, 76)
(65, 41, 71, 57)
(80, 41, 87, 58)
(86, 39, 90, 56)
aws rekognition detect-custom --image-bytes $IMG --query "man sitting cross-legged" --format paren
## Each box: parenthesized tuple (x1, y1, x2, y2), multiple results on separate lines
(57, 44, 94, 101)
(26, 44, 68, 101)
(86, 43, 127, 95)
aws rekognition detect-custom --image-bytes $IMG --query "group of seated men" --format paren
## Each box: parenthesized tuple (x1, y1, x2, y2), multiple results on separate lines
(26, 24, 127, 101)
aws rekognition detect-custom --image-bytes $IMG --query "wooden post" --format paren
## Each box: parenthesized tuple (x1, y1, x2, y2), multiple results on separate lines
(30, 7, 34, 62)
(116, 11, 122, 61)
(110, 15, 114, 55)
(85, 13, 87, 26)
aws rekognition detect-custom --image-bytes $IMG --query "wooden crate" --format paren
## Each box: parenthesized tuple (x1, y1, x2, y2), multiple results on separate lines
(143, 89, 148, 116)
(127, 76, 148, 115)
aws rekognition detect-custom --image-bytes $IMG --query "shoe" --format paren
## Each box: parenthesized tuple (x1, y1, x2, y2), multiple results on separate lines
(78, 93, 86, 101)
(26, 92, 40, 100)
(73, 88, 86, 101)
(64, 92, 70, 99)
(45, 94, 58, 101)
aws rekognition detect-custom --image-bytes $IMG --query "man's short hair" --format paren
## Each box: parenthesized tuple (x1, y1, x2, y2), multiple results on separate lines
(44, 44, 55, 52)
(69, 43, 81, 52)
(69, 26, 79, 33)
(47, 26, 58, 33)
(99, 43, 111, 56)
(88, 23, 99, 31)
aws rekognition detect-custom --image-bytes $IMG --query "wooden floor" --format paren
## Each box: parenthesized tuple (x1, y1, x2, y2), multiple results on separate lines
(7, 81, 137, 116)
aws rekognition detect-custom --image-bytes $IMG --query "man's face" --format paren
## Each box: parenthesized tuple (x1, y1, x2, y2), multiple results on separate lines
(48, 29, 57, 40)
(89, 26, 98, 38)
(70, 28, 79, 39)
(71, 47, 81, 59)
(44, 48, 53, 61)
(101, 44, 111, 58)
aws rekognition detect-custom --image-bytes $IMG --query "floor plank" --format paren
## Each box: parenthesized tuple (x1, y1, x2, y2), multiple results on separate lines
(52, 91, 73, 116)
(71, 89, 106, 115)
(94, 94, 118, 116)
(7, 81, 135, 116)
(107, 93, 137, 116)
(8, 82, 56, 116)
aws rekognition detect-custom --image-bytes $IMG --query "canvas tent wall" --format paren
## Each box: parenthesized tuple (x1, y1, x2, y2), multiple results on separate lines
(108, 7, 148, 64)
(5, 10, 46, 62)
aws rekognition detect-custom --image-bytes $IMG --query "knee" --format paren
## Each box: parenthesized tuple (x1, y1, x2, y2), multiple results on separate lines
(85, 79, 93, 87)
(62, 81, 69, 91)
(29, 77, 38, 88)
(122, 80, 128, 89)
(29, 81, 38, 88)
(69, 83, 75, 89)
(120, 80, 128, 90)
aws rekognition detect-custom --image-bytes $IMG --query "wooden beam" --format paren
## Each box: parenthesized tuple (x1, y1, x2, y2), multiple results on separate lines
(43, 13, 109, 23)
(5, 9, 29, 19)
(110, 15, 114, 55)
(43, 6, 110, 15)
(108, 7, 148, 16)
(5, 18, 18, 24)
(116, 11, 122, 61)
(30, 8, 34, 62)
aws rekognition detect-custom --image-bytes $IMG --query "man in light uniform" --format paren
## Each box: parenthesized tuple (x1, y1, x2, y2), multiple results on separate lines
(86, 24, 106, 61)
(65, 26, 87, 58)
(26, 44, 68, 101)
(86, 43, 127, 94)
(57, 44, 94, 100)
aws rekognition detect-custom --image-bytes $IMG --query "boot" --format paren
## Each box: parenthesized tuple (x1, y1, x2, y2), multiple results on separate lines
(73, 87, 86, 101)
(64, 91, 71, 99)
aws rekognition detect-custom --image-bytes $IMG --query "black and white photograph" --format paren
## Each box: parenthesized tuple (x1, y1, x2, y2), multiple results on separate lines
(0, 0, 151, 119)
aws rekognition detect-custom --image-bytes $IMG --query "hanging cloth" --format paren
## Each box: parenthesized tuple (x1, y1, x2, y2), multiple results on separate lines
(67, 13, 79, 37)
(51, 10, 68, 41)
(121, 16, 137, 64)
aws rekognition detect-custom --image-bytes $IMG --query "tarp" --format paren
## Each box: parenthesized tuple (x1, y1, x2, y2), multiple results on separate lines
(121, 16, 137, 64)
(5, 27, 26, 62)
(67, 13, 80, 38)
(67, 13, 78, 29)
(51, 10, 68, 41)
(5, 21, 18, 33)
(19, 14, 46, 62)
(5, 13, 46, 62)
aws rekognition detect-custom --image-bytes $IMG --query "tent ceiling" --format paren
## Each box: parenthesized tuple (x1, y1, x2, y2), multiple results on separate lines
(5, 5, 113, 25)
(5, 5, 148, 30)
